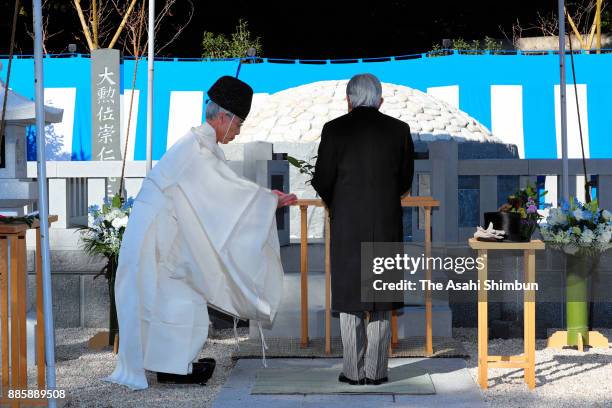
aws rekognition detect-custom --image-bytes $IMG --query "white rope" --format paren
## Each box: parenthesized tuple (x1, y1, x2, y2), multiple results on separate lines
(257, 321, 269, 368)
(232, 316, 240, 351)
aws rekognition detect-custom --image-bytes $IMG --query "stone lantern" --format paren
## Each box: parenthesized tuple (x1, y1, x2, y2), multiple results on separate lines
(0, 62, 63, 216)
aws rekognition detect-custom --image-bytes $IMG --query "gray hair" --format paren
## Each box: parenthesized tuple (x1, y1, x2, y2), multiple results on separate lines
(205, 100, 232, 120)
(346, 73, 382, 108)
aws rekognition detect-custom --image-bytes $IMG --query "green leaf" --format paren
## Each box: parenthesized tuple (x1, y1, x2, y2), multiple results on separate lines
(112, 195, 122, 209)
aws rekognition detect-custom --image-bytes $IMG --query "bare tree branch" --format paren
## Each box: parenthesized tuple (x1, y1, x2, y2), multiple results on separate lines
(501, 0, 609, 50)
(108, 0, 140, 49)
(92, 0, 99, 48)
(73, 0, 95, 50)
(70, 0, 193, 55)
(24, 0, 65, 54)
(155, 0, 195, 55)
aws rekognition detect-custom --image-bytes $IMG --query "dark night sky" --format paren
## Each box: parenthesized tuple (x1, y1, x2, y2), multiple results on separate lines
(1, 1, 559, 58)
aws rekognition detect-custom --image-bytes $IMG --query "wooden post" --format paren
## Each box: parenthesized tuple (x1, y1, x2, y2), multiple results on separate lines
(524, 249, 536, 389)
(391, 311, 398, 346)
(566, 11, 586, 49)
(300, 205, 309, 347)
(107, 0, 141, 49)
(424, 206, 433, 356)
(0, 219, 56, 407)
(324, 209, 331, 354)
(17, 234, 27, 386)
(477, 249, 488, 390)
(9, 235, 22, 393)
(596, 0, 603, 53)
(0, 237, 9, 395)
(73, 0, 95, 51)
(36, 229, 46, 388)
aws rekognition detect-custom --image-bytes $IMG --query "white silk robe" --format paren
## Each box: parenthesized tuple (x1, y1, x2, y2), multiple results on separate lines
(106, 123, 283, 390)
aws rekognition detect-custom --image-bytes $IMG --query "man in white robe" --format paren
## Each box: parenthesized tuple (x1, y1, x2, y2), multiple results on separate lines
(107, 76, 297, 390)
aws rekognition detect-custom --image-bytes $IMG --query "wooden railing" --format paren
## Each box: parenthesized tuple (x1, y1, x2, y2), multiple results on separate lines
(294, 196, 439, 355)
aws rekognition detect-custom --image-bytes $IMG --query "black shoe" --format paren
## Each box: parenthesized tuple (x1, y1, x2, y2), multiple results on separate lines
(365, 377, 388, 385)
(157, 358, 216, 386)
(338, 373, 365, 385)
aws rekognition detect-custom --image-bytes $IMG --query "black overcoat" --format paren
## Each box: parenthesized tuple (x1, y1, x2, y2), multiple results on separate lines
(311, 106, 415, 312)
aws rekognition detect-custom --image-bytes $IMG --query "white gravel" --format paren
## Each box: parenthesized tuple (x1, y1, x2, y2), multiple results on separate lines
(454, 327, 612, 408)
(30, 327, 612, 407)
(53, 327, 248, 407)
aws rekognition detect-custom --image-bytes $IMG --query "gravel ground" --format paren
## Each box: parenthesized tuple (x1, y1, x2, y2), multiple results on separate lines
(53, 327, 248, 408)
(40, 327, 612, 407)
(454, 327, 612, 408)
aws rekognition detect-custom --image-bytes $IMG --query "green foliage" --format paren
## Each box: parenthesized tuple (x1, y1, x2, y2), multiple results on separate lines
(287, 155, 316, 184)
(602, 9, 612, 32)
(429, 36, 503, 56)
(202, 19, 263, 58)
(482, 36, 503, 51)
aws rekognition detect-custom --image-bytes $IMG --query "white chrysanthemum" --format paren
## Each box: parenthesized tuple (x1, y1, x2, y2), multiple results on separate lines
(580, 228, 595, 244)
(597, 228, 612, 244)
(573, 209, 584, 221)
(602, 210, 612, 221)
(548, 208, 567, 226)
(111, 216, 128, 230)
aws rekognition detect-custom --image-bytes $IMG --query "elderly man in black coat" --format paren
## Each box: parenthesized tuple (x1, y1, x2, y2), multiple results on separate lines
(312, 73, 414, 385)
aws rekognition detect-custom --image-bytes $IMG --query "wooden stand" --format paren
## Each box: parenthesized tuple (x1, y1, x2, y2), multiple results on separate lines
(0, 216, 57, 407)
(87, 331, 119, 353)
(468, 238, 545, 390)
(296, 196, 439, 356)
(398, 196, 439, 355)
(547, 330, 609, 352)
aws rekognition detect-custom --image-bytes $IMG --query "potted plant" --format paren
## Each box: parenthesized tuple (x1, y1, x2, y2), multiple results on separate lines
(540, 198, 612, 347)
(486, 182, 545, 242)
(79, 196, 133, 346)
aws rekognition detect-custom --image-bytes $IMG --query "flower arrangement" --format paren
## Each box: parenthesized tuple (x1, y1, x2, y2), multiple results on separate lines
(540, 198, 612, 256)
(498, 182, 546, 241)
(79, 195, 134, 267)
(79, 195, 134, 347)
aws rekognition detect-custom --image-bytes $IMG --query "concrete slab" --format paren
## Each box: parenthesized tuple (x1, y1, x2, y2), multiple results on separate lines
(212, 358, 484, 408)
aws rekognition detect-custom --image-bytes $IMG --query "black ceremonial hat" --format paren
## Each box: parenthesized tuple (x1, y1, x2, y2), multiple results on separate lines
(207, 76, 254, 120)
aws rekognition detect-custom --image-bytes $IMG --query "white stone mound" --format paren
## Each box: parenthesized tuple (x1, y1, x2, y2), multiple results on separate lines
(236, 80, 500, 144)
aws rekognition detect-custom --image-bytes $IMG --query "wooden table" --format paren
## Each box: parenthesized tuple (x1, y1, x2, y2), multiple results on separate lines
(468, 238, 545, 390)
(296, 196, 439, 356)
(0, 216, 57, 407)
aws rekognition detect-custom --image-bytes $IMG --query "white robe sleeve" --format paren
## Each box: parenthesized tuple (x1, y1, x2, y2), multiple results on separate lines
(173, 146, 283, 323)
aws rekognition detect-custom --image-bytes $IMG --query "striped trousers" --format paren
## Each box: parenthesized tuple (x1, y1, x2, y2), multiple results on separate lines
(339, 311, 391, 381)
